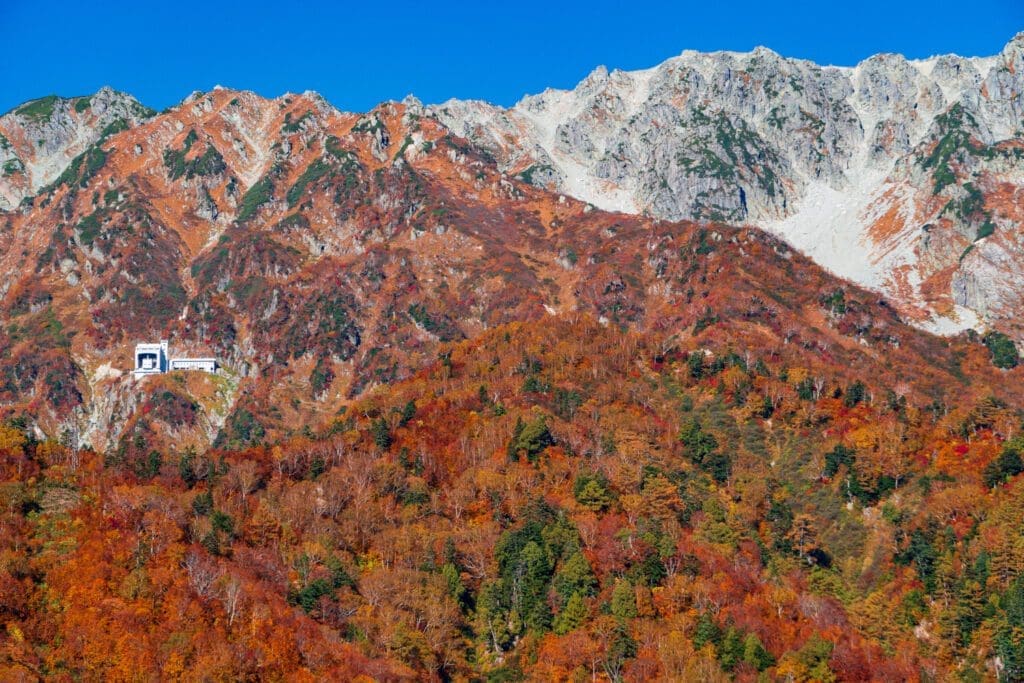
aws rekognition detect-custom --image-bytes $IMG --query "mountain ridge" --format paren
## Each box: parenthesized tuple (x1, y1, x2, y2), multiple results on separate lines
(4, 34, 1023, 343)
(0, 85, 1015, 456)
(4, 41, 1024, 682)
(429, 32, 1024, 338)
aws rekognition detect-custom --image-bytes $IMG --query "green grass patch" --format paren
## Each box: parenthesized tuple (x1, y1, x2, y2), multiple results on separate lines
(16, 95, 59, 123)
(394, 135, 414, 160)
(130, 100, 157, 119)
(286, 157, 331, 207)
(976, 219, 996, 241)
(41, 144, 107, 195)
(983, 331, 1019, 369)
(99, 118, 129, 140)
(282, 111, 313, 133)
(163, 130, 225, 180)
(237, 172, 276, 222)
(518, 164, 554, 185)
(76, 211, 103, 245)
(351, 116, 384, 135)
(2, 159, 24, 176)
(921, 104, 996, 195)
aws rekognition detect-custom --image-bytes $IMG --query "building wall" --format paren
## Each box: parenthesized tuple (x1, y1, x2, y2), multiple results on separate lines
(134, 342, 218, 375)
(134, 343, 168, 374)
(169, 358, 217, 372)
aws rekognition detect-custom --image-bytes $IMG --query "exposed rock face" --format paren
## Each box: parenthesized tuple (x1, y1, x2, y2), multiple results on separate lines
(0, 87, 979, 454)
(429, 33, 1024, 338)
(0, 87, 154, 209)
(1, 31, 1023, 452)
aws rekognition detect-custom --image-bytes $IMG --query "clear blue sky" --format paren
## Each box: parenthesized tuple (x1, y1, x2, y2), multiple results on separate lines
(1, 0, 1021, 114)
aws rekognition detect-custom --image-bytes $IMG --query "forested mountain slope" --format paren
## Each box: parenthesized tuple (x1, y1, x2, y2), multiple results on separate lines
(0, 67, 1022, 680)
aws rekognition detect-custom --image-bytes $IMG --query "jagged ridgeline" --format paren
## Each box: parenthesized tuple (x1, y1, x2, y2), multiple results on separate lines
(0, 36, 1022, 681)
(434, 33, 1024, 339)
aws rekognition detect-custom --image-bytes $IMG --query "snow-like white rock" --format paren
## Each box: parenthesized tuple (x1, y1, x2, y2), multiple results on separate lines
(429, 33, 1024, 337)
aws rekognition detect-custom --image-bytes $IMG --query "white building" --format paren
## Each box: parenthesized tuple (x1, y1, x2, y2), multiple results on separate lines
(170, 357, 218, 373)
(134, 340, 169, 375)
(134, 340, 218, 376)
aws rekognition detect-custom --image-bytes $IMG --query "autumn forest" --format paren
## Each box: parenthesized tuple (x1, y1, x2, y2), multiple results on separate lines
(2, 312, 1024, 680)
(0, 82, 1022, 681)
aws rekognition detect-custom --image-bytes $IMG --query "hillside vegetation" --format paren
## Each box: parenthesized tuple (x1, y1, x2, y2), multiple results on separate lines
(0, 85, 1022, 680)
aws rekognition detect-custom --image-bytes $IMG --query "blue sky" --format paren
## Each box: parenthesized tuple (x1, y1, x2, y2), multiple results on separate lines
(1, 0, 1021, 114)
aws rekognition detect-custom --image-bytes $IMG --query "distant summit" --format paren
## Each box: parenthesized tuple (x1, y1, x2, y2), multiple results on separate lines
(431, 33, 1024, 337)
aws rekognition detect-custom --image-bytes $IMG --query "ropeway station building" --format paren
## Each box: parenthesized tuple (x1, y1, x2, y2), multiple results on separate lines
(134, 340, 218, 376)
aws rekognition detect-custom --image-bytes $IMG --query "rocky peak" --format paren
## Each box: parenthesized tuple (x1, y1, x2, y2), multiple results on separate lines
(0, 87, 153, 209)
(426, 37, 1024, 340)
(1002, 30, 1024, 55)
